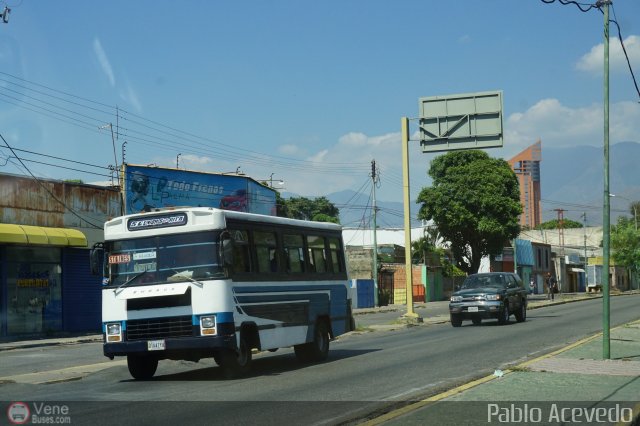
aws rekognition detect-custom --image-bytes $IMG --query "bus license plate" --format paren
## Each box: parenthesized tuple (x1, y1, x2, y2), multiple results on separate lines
(147, 340, 166, 351)
(467, 306, 479, 312)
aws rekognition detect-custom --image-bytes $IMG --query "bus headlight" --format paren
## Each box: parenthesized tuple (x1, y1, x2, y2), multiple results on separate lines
(106, 322, 122, 342)
(200, 315, 217, 335)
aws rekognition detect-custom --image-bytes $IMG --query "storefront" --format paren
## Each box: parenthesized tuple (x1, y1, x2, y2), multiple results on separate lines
(0, 224, 100, 338)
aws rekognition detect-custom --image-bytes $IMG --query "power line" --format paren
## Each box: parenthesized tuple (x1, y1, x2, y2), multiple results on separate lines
(540, 0, 599, 13)
(0, 72, 371, 175)
(0, 133, 103, 229)
(8, 147, 110, 170)
(540, 0, 640, 101)
(608, 4, 640, 101)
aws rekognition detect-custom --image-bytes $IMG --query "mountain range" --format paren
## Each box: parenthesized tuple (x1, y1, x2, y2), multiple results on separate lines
(286, 141, 640, 229)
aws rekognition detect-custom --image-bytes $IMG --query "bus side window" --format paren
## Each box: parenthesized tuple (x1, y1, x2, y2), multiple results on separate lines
(230, 229, 252, 273)
(284, 234, 304, 273)
(307, 235, 327, 273)
(328, 237, 344, 273)
(255, 231, 278, 273)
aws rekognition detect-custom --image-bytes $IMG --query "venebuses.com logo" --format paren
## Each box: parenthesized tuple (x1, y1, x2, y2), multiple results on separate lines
(6, 402, 72, 424)
(7, 402, 30, 424)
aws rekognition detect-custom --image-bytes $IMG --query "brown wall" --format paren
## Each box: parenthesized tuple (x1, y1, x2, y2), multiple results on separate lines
(0, 173, 121, 246)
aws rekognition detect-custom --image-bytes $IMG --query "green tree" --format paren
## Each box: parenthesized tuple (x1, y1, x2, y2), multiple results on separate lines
(535, 219, 583, 230)
(411, 237, 435, 264)
(274, 191, 289, 217)
(280, 196, 340, 223)
(611, 216, 640, 284)
(411, 227, 440, 264)
(629, 201, 640, 230)
(411, 235, 463, 277)
(416, 150, 522, 275)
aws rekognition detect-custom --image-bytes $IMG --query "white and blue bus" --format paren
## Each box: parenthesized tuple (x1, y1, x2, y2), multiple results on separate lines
(92, 207, 354, 380)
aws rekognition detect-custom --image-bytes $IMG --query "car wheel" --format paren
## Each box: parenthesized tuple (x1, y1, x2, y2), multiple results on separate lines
(515, 300, 527, 323)
(472, 317, 482, 326)
(498, 303, 510, 325)
(450, 314, 462, 327)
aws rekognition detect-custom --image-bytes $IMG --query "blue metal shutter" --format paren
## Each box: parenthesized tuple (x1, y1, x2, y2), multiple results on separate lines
(62, 248, 102, 332)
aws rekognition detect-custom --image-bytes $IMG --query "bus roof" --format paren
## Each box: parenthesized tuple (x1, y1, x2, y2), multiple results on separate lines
(103, 207, 342, 240)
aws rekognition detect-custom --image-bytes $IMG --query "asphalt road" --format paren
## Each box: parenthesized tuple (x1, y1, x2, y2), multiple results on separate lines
(1, 295, 638, 426)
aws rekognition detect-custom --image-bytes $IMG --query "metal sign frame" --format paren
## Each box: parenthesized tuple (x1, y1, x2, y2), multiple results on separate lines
(418, 90, 503, 153)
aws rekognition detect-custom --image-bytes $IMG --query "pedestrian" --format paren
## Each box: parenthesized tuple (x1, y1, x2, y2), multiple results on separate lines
(529, 278, 535, 294)
(546, 273, 557, 300)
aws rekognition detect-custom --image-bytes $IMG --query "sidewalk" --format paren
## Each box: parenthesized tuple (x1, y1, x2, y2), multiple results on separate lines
(365, 293, 640, 426)
(0, 333, 103, 352)
(371, 320, 640, 425)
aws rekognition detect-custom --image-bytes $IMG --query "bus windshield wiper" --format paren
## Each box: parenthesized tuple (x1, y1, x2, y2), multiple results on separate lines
(168, 269, 204, 287)
(114, 270, 147, 295)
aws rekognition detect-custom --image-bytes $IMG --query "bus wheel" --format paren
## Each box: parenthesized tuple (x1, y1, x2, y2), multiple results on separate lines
(127, 355, 158, 380)
(295, 320, 330, 363)
(219, 335, 252, 379)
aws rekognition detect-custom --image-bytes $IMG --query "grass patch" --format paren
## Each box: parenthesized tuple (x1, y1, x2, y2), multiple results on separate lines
(509, 365, 532, 373)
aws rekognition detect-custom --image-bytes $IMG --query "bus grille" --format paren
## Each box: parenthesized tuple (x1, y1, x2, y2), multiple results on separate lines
(126, 316, 193, 341)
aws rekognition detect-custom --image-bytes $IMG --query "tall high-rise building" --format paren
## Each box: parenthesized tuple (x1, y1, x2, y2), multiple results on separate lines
(508, 140, 542, 230)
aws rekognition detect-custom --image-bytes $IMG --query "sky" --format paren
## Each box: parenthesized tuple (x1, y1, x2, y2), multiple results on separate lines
(0, 0, 639, 209)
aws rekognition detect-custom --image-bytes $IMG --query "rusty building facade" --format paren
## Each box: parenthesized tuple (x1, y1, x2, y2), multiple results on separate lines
(508, 140, 542, 230)
(0, 172, 120, 338)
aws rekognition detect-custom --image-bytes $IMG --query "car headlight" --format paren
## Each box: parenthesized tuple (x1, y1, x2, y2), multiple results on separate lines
(485, 294, 502, 301)
(450, 295, 463, 302)
(200, 315, 217, 335)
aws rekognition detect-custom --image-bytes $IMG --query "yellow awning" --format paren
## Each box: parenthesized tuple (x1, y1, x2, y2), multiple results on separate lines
(0, 224, 88, 247)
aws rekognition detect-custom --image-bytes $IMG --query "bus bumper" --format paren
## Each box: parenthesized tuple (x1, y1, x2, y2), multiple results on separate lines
(104, 334, 236, 359)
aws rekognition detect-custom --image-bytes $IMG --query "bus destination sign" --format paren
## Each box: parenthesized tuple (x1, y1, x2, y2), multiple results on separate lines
(127, 213, 188, 231)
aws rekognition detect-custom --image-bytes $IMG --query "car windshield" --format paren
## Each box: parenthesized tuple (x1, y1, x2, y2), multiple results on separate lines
(461, 275, 505, 289)
(104, 231, 224, 287)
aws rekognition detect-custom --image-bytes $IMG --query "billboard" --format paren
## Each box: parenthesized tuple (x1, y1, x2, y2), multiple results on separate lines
(122, 164, 276, 216)
(418, 90, 503, 153)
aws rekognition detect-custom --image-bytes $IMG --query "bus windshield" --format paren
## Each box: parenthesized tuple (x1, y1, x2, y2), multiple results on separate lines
(104, 231, 224, 287)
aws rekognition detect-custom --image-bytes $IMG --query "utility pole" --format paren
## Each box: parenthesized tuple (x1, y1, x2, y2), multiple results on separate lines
(371, 160, 379, 306)
(554, 209, 566, 256)
(554, 208, 566, 293)
(121, 141, 127, 166)
(602, 0, 611, 360)
(400, 117, 420, 322)
(100, 123, 121, 214)
(582, 212, 588, 272)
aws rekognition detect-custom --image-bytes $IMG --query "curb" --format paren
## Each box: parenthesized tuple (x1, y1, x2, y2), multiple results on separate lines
(0, 335, 102, 352)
